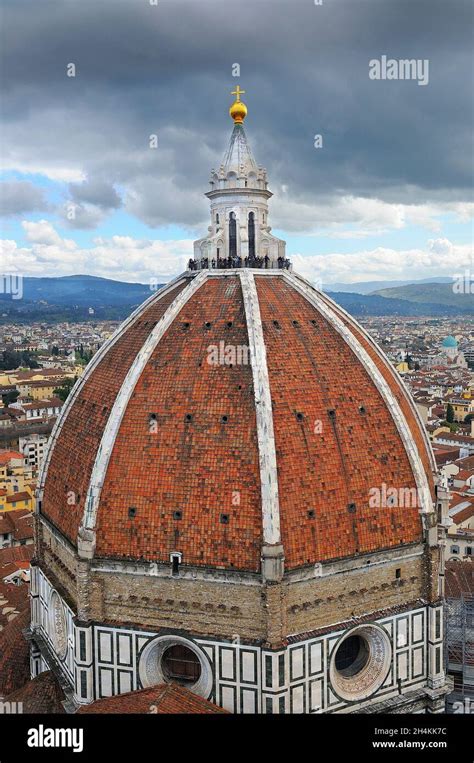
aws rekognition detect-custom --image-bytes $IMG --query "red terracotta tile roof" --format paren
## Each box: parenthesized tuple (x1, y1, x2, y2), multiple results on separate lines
(0, 606, 30, 696)
(21, 399, 62, 410)
(256, 277, 423, 565)
(40, 274, 434, 571)
(6, 670, 66, 713)
(435, 433, 474, 445)
(16, 370, 66, 380)
(451, 503, 474, 525)
(0, 450, 24, 464)
(456, 455, 474, 470)
(42, 281, 189, 542)
(0, 544, 34, 567)
(0, 578, 29, 629)
(96, 278, 262, 568)
(6, 491, 32, 503)
(450, 493, 474, 510)
(445, 560, 474, 598)
(28, 380, 64, 388)
(320, 292, 435, 488)
(455, 469, 474, 481)
(1, 561, 28, 579)
(77, 683, 228, 714)
(0, 508, 34, 542)
(433, 445, 461, 465)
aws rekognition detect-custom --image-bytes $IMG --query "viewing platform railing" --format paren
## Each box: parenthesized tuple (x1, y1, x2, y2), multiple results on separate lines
(188, 256, 291, 271)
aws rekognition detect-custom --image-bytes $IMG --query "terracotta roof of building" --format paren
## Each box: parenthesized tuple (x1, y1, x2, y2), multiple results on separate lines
(77, 683, 228, 714)
(0, 450, 24, 464)
(6, 671, 66, 713)
(40, 273, 434, 571)
(435, 433, 474, 445)
(6, 492, 33, 504)
(28, 380, 64, 388)
(0, 509, 34, 542)
(445, 561, 474, 598)
(0, 544, 34, 567)
(451, 502, 474, 525)
(450, 492, 473, 509)
(455, 469, 474, 481)
(16, 369, 68, 379)
(455, 455, 474, 470)
(0, 575, 29, 627)
(1, 408, 22, 419)
(0, 606, 30, 696)
(433, 445, 461, 465)
(21, 399, 62, 411)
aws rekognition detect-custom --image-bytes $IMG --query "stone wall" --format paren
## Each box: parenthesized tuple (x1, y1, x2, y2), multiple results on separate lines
(91, 569, 267, 642)
(37, 519, 77, 609)
(36, 514, 436, 649)
(283, 552, 427, 636)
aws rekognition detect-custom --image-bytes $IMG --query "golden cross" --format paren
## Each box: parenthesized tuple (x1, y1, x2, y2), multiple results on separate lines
(231, 85, 245, 102)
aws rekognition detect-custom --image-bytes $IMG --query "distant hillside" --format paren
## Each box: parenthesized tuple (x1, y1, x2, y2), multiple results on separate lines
(0, 275, 154, 307)
(0, 275, 163, 323)
(371, 282, 473, 311)
(324, 277, 452, 294)
(326, 291, 468, 317)
(0, 275, 470, 324)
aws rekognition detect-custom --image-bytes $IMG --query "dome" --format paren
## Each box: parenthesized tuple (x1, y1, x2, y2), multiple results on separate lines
(38, 270, 435, 573)
(442, 335, 457, 348)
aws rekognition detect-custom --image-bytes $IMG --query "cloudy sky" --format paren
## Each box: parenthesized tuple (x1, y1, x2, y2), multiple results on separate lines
(0, 0, 472, 284)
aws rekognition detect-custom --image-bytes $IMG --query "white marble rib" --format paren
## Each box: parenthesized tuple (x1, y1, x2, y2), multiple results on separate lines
(239, 269, 281, 545)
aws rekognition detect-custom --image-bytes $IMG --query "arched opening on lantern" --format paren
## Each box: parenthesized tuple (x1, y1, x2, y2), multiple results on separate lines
(229, 212, 237, 258)
(248, 211, 255, 258)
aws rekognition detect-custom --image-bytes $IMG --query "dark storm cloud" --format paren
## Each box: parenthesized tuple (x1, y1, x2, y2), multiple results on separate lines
(69, 179, 122, 209)
(0, 180, 49, 216)
(1, 0, 472, 229)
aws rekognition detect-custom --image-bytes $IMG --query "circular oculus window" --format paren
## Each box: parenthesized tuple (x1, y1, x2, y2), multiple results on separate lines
(329, 624, 391, 703)
(138, 635, 213, 698)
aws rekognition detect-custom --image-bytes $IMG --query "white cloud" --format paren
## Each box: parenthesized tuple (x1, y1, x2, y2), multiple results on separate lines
(2, 221, 471, 287)
(1, 222, 193, 281)
(22, 219, 75, 248)
(2, 161, 85, 184)
(291, 240, 473, 285)
(271, 193, 474, 237)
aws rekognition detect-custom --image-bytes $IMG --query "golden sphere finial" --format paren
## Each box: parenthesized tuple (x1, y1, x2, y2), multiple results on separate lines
(229, 85, 247, 124)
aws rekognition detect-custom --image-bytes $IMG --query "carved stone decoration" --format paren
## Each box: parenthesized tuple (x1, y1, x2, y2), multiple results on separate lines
(329, 624, 392, 703)
(49, 590, 68, 661)
(138, 634, 213, 698)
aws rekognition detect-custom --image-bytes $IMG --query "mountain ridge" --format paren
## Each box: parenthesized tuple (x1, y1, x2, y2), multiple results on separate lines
(371, 282, 472, 310)
(0, 274, 471, 322)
